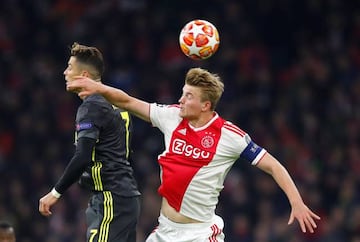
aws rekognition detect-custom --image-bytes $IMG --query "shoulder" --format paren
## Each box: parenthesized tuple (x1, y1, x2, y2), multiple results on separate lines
(222, 121, 247, 137)
(150, 103, 180, 109)
(77, 95, 111, 119)
(149, 103, 181, 128)
(82, 95, 112, 111)
(83, 94, 109, 106)
(150, 103, 180, 116)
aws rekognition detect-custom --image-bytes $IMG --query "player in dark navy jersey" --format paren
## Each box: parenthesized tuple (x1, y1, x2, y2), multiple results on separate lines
(39, 42, 141, 242)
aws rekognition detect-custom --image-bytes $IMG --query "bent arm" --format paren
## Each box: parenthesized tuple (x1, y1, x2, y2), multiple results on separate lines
(256, 152, 320, 233)
(256, 153, 303, 205)
(54, 137, 96, 194)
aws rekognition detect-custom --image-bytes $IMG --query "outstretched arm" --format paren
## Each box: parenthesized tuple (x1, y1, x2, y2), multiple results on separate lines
(67, 76, 151, 122)
(256, 153, 321, 233)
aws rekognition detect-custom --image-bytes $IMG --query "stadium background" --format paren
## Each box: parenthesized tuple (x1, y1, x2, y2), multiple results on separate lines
(0, 0, 359, 241)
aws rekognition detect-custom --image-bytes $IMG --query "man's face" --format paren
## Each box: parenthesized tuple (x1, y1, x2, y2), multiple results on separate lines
(178, 84, 207, 120)
(0, 228, 16, 242)
(63, 56, 82, 83)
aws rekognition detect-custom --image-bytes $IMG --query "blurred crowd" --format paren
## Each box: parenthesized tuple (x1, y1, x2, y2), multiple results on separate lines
(0, 0, 359, 241)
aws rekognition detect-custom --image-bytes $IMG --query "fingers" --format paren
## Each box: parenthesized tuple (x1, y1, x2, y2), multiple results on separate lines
(299, 219, 306, 233)
(66, 79, 87, 96)
(74, 75, 84, 79)
(79, 92, 88, 99)
(310, 211, 321, 220)
(309, 214, 319, 228)
(287, 214, 294, 225)
(304, 217, 315, 233)
(39, 200, 52, 217)
(39, 208, 52, 216)
(291, 215, 313, 233)
(302, 214, 320, 233)
(66, 81, 80, 91)
(305, 212, 321, 233)
(290, 209, 321, 233)
(38, 193, 57, 217)
(66, 81, 85, 96)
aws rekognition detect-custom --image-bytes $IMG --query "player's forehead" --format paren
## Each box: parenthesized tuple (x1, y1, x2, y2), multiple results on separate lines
(68, 56, 77, 65)
(182, 84, 202, 96)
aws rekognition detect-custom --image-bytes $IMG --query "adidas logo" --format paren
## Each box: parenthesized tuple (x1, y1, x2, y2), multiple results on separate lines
(178, 128, 187, 135)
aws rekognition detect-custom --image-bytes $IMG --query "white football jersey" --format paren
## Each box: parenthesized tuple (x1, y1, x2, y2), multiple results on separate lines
(149, 103, 267, 222)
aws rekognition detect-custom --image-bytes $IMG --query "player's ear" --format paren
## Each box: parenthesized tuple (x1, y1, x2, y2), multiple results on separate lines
(201, 100, 211, 111)
(81, 70, 90, 77)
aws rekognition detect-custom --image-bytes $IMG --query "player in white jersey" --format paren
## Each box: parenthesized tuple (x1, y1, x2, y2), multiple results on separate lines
(150, 103, 266, 223)
(67, 67, 321, 241)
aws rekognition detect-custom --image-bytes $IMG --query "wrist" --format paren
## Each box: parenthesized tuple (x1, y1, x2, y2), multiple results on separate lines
(51, 188, 61, 198)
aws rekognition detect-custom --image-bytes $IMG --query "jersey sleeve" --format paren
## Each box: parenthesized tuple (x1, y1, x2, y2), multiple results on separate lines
(149, 103, 181, 132)
(75, 101, 104, 141)
(54, 137, 96, 194)
(239, 135, 267, 165)
(222, 121, 267, 165)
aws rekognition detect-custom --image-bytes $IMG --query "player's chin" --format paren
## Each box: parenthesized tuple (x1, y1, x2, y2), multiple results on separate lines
(179, 110, 186, 118)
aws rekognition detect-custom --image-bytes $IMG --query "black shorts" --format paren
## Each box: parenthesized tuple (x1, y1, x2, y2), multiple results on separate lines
(85, 191, 141, 242)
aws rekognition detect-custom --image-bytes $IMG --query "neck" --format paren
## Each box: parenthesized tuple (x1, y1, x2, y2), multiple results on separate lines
(188, 112, 215, 128)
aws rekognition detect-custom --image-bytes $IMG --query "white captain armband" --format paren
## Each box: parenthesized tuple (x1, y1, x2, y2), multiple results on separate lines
(51, 188, 61, 198)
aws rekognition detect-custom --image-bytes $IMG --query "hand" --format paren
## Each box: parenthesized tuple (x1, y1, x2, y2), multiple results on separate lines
(39, 192, 59, 216)
(288, 202, 321, 233)
(66, 76, 101, 99)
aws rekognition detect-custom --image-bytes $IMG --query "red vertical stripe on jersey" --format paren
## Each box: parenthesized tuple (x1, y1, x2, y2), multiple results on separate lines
(158, 117, 225, 211)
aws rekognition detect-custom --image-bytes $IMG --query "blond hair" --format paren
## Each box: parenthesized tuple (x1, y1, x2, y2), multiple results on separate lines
(185, 67, 224, 111)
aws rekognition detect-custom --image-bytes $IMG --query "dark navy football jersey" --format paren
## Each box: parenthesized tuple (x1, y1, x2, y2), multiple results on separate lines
(76, 94, 140, 196)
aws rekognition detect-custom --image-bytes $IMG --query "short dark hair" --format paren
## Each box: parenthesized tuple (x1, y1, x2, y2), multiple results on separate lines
(70, 42, 105, 79)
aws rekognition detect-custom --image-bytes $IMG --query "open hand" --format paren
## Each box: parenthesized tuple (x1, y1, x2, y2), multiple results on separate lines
(288, 202, 321, 233)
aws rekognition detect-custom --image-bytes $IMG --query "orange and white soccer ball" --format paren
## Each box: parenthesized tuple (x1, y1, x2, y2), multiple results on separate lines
(179, 19, 220, 60)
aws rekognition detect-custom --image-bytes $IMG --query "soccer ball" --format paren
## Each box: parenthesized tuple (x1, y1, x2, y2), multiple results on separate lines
(179, 19, 220, 60)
